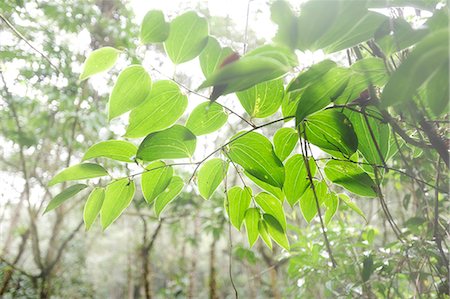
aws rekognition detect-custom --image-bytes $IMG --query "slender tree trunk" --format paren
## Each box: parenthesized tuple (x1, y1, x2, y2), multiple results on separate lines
(187, 214, 199, 299)
(209, 238, 218, 299)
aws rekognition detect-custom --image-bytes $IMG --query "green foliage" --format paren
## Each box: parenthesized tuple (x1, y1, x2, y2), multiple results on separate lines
(164, 11, 209, 64)
(273, 127, 297, 161)
(136, 125, 196, 161)
(126, 80, 187, 138)
(154, 176, 184, 217)
(79, 47, 121, 81)
(108, 65, 152, 120)
(199, 45, 297, 95)
(283, 155, 315, 207)
(140, 10, 170, 44)
(199, 37, 234, 78)
(141, 161, 173, 204)
(45, 184, 88, 213)
(48, 163, 108, 186)
(101, 178, 135, 229)
(82, 140, 137, 163)
(185, 102, 228, 135)
(38, 3, 449, 295)
(227, 186, 252, 230)
(236, 78, 284, 118)
(83, 188, 105, 230)
(302, 109, 358, 158)
(197, 158, 228, 199)
(244, 208, 260, 247)
(324, 160, 377, 197)
(227, 132, 285, 188)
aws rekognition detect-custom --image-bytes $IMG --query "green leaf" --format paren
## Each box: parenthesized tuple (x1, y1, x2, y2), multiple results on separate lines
(236, 78, 284, 118)
(271, 1, 298, 49)
(295, 67, 350, 123)
(83, 188, 105, 230)
(324, 192, 339, 225)
(255, 192, 286, 231)
(108, 65, 152, 120)
(125, 80, 187, 138)
(258, 220, 273, 249)
(339, 193, 367, 221)
(362, 255, 374, 282)
(82, 140, 137, 163)
(48, 163, 109, 186)
(344, 108, 390, 165)
(283, 155, 316, 207)
(227, 132, 285, 188)
(79, 47, 121, 81)
(425, 64, 449, 116)
(136, 125, 196, 162)
(198, 158, 228, 199)
(244, 208, 260, 247)
(44, 184, 88, 213)
(334, 58, 389, 104)
(296, 0, 339, 50)
(299, 180, 327, 223)
(199, 45, 297, 95)
(303, 109, 358, 158)
(324, 160, 377, 197)
(319, 11, 387, 53)
(381, 29, 449, 108)
(154, 176, 184, 218)
(288, 59, 337, 93)
(185, 102, 228, 136)
(273, 127, 297, 161)
(164, 11, 209, 64)
(140, 10, 170, 44)
(228, 186, 252, 230)
(101, 179, 135, 229)
(244, 171, 284, 201)
(199, 36, 234, 78)
(263, 214, 290, 251)
(141, 161, 173, 204)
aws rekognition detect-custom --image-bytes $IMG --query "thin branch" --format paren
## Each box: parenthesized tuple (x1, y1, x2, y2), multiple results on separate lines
(224, 164, 239, 298)
(0, 14, 61, 73)
(299, 128, 337, 267)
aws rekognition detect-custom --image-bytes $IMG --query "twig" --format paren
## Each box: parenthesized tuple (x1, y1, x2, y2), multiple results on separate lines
(298, 128, 337, 267)
(0, 14, 61, 73)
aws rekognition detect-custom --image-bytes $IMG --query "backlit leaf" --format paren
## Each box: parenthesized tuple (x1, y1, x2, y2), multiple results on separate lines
(198, 158, 228, 199)
(303, 109, 358, 158)
(101, 179, 135, 229)
(136, 125, 196, 162)
(273, 127, 297, 161)
(79, 47, 121, 81)
(164, 11, 209, 64)
(82, 140, 137, 163)
(236, 78, 284, 118)
(44, 184, 88, 213)
(126, 80, 187, 138)
(244, 208, 260, 247)
(199, 36, 234, 78)
(283, 154, 316, 207)
(83, 188, 105, 230)
(140, 10, 170, 44)
(228, 186, 252, 230)
(154, 176, 184, 218)
(141, 161, 173, 204)
(324, 160, 377, 197)
(185, 102, 228, 136)
(227, 132, 285, 188)
(49, 163, 108, 186)
(255, 192, 286, 230)
(108, 65, 152, 120)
